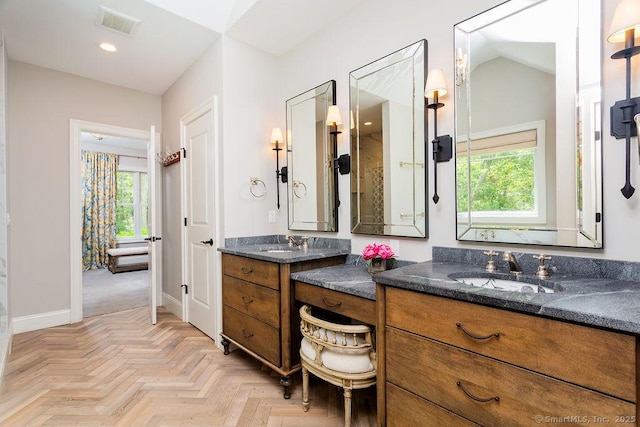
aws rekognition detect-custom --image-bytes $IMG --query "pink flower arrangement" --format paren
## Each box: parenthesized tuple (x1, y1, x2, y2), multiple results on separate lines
(362, 243, 395, 261)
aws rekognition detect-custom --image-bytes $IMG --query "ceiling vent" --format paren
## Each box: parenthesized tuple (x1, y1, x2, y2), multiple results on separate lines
(96, 6, 140, 37)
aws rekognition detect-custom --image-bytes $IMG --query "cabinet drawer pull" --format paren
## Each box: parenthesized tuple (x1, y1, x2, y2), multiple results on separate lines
(456, 381, 500, 403)
(322, 297, 342, 308)
(242, 296, 254, 305)
(241, 267, 253, 275)
(241, 329, 254, 338)
(456, 322, 500, 341)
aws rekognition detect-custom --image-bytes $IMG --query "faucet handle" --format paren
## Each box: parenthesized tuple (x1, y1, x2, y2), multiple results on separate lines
(533, 254, 552, 279)
(301, 236, 309, 250)
(483, 250, 498, 272)
(286, 234, 294, 247)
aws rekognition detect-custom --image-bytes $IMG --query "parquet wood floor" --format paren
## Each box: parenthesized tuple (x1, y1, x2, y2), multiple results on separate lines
(0, 307, 376, 426)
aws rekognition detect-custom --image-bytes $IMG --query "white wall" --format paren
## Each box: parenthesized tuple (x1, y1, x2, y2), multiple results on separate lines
(275, 0, 640, 262)
(7, 61, 161, 319)
(221, 36, 281, 237)
(161, 40, 223, 302)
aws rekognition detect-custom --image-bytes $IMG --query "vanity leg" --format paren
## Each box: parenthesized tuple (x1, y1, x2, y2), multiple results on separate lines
(220, 336, 230, 355)
(280, 375, 292, 399)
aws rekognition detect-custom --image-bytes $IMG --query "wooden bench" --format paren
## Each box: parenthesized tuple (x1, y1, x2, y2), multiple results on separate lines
(106, 246, 149, 274)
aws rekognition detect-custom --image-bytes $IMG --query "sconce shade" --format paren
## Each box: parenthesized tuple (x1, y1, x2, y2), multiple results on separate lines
(270, 127, 283, 144)
(326, 105, 343, 126)
(425, 69, 448, 99)
(608, 0, 640, 43)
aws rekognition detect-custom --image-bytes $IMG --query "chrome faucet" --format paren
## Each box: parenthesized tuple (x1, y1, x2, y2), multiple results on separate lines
(502, 251, 523, 275)
(286, 235, 309, 250)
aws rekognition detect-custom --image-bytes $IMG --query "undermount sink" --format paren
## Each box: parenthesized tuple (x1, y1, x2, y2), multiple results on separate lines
(259, 247, 298, 253)
(449, 274, 558, 294)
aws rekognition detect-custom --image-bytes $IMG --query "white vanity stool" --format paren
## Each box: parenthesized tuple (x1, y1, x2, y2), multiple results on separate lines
(299, 305, 376, 427)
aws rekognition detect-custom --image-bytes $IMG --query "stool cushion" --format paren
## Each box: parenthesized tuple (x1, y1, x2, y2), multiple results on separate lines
(301, 335, 374, 374)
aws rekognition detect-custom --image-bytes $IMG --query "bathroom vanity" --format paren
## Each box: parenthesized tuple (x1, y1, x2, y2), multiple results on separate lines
(218, 239, 348, 398)
(374, 250, 640, 426)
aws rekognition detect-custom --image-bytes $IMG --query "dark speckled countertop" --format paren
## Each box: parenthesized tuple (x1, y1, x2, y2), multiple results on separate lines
(218, 235, 350, 264)
(374, 259, 640, 335)
(291, 264, 377, 300)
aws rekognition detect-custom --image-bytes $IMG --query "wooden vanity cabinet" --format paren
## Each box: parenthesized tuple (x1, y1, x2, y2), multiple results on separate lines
(220, 253, 345, 398)
(376, 285, 638, 426)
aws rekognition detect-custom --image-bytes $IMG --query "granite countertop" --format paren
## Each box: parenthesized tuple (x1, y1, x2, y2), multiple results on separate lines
(217, 243, 349, 264)
(374, 260, 640, 335)
(290, 264, 376, 300)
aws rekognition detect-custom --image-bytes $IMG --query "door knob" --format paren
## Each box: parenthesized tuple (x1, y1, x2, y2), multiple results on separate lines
(200, 238, 214, 246)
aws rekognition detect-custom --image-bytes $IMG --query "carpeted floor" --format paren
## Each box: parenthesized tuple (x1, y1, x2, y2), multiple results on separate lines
(82, 268, 149, 318)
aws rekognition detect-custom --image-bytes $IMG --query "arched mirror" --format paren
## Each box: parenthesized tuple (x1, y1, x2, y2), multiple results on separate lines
(286, 80, 337, 232)
(350, 40, 428, 238)
(455, 0, 602, 248)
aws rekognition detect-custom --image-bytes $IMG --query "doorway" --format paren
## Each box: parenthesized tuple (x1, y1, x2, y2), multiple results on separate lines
(70, 120, 161, 323)
(79, 130, 150, 318)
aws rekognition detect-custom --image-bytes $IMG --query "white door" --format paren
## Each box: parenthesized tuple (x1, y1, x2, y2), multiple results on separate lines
(182, 106, 216, 338)
(147, 126, 162, 324)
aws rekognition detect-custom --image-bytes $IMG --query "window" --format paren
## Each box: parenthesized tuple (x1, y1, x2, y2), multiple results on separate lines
(116, 171, 149, 239)
(457, 121, 546, 224)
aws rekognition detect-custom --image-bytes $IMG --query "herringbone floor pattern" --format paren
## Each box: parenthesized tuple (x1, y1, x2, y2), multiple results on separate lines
(0, 307, 376, 426)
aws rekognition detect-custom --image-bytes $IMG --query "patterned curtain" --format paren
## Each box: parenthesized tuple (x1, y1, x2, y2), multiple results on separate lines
(81, 151, 118, 271)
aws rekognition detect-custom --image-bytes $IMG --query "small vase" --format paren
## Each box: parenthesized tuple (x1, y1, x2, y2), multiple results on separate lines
(366, 258, 387, 275)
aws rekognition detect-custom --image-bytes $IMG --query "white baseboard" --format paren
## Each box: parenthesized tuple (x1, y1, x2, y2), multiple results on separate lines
(162, 292, 182, 319)
(12, 309, 71, 334)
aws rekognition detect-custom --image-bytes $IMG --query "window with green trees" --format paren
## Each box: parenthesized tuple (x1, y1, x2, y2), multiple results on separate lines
(456, 148, 535, 213)
(456, 123, 545, 224)
(116, 171, 149, 239)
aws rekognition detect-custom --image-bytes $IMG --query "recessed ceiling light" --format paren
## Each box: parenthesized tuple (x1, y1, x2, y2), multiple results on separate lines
(99, 42, 117, 52)
(364, 121, 373, 126)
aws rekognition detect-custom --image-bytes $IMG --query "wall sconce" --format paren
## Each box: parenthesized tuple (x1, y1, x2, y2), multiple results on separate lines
(271, 127, 288, 209)
(609, 0, 640, 199)
(326, 105, 351, 209)
(425, 68, 452, 204)
(455, 48, 468, 87)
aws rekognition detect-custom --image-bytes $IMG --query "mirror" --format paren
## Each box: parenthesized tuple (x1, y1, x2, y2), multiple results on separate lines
(455, 0, 602, 248)
(350, 39, 428, 238)
(286, 80, 337, 232)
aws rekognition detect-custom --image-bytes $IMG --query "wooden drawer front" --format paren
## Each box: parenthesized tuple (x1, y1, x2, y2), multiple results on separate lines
(223, 254, 279, 290)
(387, 383, 479, 427)
(386, 327, 635, 426)
(223, 276, 280, 328)
(294, 281, 376, 325)
(223, 305, 280, 366)
(386, 287, 636, 402)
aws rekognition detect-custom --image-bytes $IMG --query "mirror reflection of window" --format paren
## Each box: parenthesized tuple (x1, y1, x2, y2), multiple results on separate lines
(454, 0, 602, 248)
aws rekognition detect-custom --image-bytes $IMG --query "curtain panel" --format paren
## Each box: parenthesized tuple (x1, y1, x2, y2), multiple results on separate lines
(81, 151, 118, 270)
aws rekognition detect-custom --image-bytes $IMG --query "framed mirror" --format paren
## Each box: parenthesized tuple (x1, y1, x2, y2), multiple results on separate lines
(455, 0, 602, 248)
(350, 39, 428, 238)
(286, 80, 337, 232)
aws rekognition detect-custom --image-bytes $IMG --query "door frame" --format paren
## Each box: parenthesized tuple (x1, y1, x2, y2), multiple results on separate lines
(179, 97, 224, 345)
(69, 119, 159, 323)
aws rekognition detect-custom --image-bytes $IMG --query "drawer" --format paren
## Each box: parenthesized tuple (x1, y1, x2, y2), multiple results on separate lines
(387, 383, 479, 426)
(223, 305, 280, 366)
(294, 281, 376, 325)
(386, 327, 636, 426)
(223, 254, 280, 290)
(386, 287, 636, 402)
(223, 276, 280, 328)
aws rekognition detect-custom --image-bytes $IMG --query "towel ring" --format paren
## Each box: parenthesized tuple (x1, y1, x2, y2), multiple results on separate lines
(249, 177, 267, 199)
(293, 181, 307, 199)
